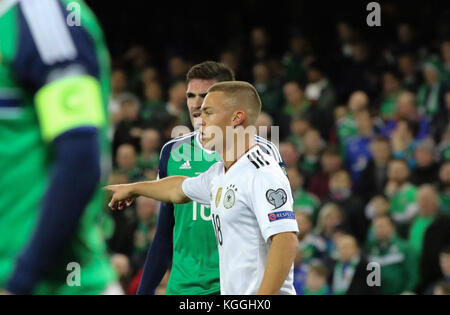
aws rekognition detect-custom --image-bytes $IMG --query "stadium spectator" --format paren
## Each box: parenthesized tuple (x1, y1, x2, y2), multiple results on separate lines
(299, 129, 324, 184)
(131, 197, 159, 273)
(385, 158, 418, 236)
(410, 138, 439, 186)
(287, 115, 311, 154)
(378, 70, 403, 120)
(438, 162, 450, 217)
(390, 119, 419, 168)
(328, 170, 368, 244)
(304, 261, 331, 295)
(116, 144, 144, 182)
(279, 141, 300, 170)
(397, 53, 422, 93)
(315, 203, 344, 267)
(418, 59, 448, 120)
(366, 214, 419, 294)
(289, 168, 320, 223)
(336, 91, 369, 158)
(330, 234, 378, 295)
(252, 62, 283, 120)
(141, 81, 166, 123)
(412, 185, 450, 293)
(381, 91, 430, 140)
(282, 32, 312, 84)
(308, 146, 342, 202)
(163, 81, 189, 127)
(425, 246, 450, 294)
(112, 93, 144, 160)
(137, 129, 161, 180)
(345, 110, 378, 185)
(304, 61, 336, 137)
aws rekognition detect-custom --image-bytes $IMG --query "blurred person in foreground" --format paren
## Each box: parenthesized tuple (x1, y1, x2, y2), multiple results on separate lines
(0, 0, 118, 294)
(366, 214, 418, 294)
(106, 81, 298, 295)
(136, 63, 286, 295)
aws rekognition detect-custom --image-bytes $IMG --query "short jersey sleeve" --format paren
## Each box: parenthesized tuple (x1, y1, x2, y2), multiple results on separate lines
(181, 162, 220, 207)
(248, 169, 299, 243)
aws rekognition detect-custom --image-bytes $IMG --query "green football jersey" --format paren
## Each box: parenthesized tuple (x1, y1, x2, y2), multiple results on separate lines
(0, 0, 115, 294)
(160, 132, 222, 295)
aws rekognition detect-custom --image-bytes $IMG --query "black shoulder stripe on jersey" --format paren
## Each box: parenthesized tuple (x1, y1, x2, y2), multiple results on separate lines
(247, 155, 260, 169)
(251, 152, 267, 168)
(256, 149, 270, 166)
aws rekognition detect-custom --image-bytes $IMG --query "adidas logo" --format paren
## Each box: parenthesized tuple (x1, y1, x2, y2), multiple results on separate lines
(179, 160, 192, 170)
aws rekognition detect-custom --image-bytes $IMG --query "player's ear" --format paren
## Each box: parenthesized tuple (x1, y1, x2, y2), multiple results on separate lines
(232, 110, 246, 128)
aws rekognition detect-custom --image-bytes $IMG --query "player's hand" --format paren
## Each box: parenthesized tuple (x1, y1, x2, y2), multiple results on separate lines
(104, 184, 136, 210)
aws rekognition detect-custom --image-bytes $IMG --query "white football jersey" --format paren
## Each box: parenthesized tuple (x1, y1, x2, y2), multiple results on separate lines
(182, 145, 299, 295)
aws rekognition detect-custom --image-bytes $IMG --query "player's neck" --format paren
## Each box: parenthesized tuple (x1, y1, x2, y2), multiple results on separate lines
(222, 131, 256, 171)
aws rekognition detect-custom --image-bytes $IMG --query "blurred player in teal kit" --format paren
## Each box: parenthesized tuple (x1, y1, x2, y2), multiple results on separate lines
(0, 0, 118, 294)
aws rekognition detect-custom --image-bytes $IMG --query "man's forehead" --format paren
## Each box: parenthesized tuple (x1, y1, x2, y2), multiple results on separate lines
(201, 91, 224, 109)
(187, 79, 217, 93)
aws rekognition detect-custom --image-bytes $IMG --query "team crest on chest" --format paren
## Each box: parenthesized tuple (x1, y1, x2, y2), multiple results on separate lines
(215, 187, 223, 208)
(223, 185, 237, 209)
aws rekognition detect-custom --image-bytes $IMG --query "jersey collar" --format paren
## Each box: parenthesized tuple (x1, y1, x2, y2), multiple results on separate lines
(224, 144, 259, 174)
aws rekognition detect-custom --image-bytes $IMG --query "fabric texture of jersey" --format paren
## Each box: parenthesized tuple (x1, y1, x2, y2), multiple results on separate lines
(182, 145, 298, 295)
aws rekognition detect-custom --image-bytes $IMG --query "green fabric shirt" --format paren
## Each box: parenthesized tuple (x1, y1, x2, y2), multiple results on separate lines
(161, 132, 222, 295)
(304, 284, 330, 295)
(408, 216, 436, 258)
(389, 183, 418, 228)
(0, 0, 116, 294)
(337, 115, 359, 159)
(439, 192, 450, 217)
(293, 189, 320, 223)
(367, 235, 419, 294)
(380, 95, 399, 118)
(137, 153, 160, 171)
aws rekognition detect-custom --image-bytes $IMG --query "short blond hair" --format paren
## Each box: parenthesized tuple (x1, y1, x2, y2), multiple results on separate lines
(207, 81, 262, 125)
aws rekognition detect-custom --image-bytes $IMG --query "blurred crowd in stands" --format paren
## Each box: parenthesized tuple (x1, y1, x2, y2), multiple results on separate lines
(102, 20, 450, 295)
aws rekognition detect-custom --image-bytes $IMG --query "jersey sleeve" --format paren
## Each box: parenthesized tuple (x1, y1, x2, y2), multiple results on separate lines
(13, 0, 107, 142)
(181, 163, 218, 207)
(248, 169, 299, 243)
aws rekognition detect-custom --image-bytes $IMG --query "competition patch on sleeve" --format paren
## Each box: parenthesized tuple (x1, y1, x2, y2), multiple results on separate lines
(268, 211, 295, 222)
(265, 188, 287, 210)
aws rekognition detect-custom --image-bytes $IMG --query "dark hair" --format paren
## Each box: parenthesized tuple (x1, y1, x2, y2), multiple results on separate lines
(373, 213, 396, 226)
(372, 135, 390, 144)
(322, 145, 340, 157)
(397, 119, 419, 138)
(186, 61, 235, 84)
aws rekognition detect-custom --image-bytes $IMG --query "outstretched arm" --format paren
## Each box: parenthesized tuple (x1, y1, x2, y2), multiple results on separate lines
(105, 176, 190, 210)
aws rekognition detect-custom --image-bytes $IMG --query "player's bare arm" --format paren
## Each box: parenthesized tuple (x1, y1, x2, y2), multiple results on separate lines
(257, 232, 299, 295)
(105, 176, 190, 210)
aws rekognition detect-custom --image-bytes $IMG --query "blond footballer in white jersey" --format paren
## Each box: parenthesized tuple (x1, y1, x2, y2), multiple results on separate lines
(106, 81, 300, 295)
(182, 145, 298, 294)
